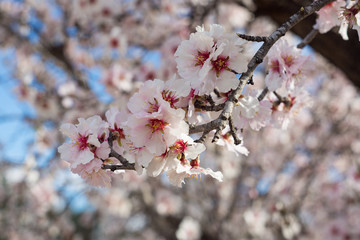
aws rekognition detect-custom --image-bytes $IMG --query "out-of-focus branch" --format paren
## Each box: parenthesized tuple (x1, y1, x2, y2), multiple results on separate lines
(0, 10, 88, 89)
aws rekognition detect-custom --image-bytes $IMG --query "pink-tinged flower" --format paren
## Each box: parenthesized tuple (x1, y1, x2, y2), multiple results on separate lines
(127, 79, 166, 117)
(102, 64, 133, 94)
(233, 89, 272, 131)
(176, 216, 201, 240)
(123, 140, 154, 170)
(71, 158, 112, 188)
(167, 159, 223, 188)
(58, 116, 108, 168)
(216, 127, 249, 156)
(146, 134, 206, 177)
(126, 79, 189, 156)
(339, 1, 360, 41)
(106, 107, 129, 154)
(155, 189, 182, 216)
(314, 1, 345, 33)
(270, 87, 312, 130)
(126, 105, 188, 155)
(264, 47, 287, 91)
(128, 78, 187, 117)
(175, 24, 248, 95)
(175, 28, 214, 93)
(265, 39, 310, 91)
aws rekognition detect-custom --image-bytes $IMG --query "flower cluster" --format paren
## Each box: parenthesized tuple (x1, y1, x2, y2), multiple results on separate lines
(58, 24, 314, 187)
(264, 39, 312, 130)
(315, 0, 360, 41)
(175, 24, 248, 95)
(58, 77, 223, 188)
(264, 39, 310, 92)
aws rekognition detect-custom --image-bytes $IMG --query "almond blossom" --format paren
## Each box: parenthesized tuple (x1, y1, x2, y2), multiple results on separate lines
(167, 157, 223, 188)
(338, 0, 360, 41)
(233, 89, 272, 131)
(216, 127, 249, 157)
(146, 134, 206, 177)
(270, 87, 313, 130)
(264, 39, 310, 91)
(58, 116, 112, 187)
(314, 1, 345, 33)
(175, 24, 248, 95)
(126, 79, 189, 156)
(58, 116, 109, 168)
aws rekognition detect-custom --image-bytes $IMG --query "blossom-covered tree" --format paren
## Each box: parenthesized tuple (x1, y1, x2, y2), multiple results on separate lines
(1, 0, 360, 239)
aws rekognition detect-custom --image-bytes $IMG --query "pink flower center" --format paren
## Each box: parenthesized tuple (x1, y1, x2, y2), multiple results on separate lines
(190, 158, 200, 168)
(162, 90, 179, 109)
(146, 119, 169, 133)
(102, 7, 111, 17)
(211, 56, 230, 77)
(221, 132, 231, 143)
(76, 135, 89, 151)
(270, 59, 281, 73)
(110, 38, 119, 48)
(283, 55, 294, 68)
(342, 6, 359, 27)
(147, 98, 160, 113)
(330, 226, 340, 236)
(194, 51, 210, 67)
(354, 172, 360, 181)
(171, 140, 188, 154)
(112, 123, 125, 140)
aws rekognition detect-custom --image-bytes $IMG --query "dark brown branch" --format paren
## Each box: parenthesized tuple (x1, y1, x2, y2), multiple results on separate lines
(237, 33, 268, 42)
(194, 100, 226, 112)
(106, 132, 135, 171)
(297, 28, 319, 49)
(194, 129, 212, 143)
(102, 164, 135, 171)
(257, 87, 269, 101)
(228, 117, 242, 145)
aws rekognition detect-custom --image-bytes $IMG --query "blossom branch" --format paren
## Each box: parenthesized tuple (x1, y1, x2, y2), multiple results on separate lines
(104, 132, 135, 171)
(237, 33, 268, 42)
(228, 116, 242, 145)
(102, 164, 135, 171)
(194, 100, 225, 112)
(189, 0, 334, 139)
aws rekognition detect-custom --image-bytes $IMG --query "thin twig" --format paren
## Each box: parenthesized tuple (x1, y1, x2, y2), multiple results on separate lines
(258, 87, 269, 101)
(228, 116, 241, 145)
(102, 164, 135, 171)
(194, 100, 226, 111)
(237, 33, 268, 42)
(297, 29, 319, 49)
(106, 131, 135, 170)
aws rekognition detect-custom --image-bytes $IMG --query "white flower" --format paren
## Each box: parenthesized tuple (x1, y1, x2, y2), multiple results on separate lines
(339, 1, 360, 41)
(176, 216, 201, 240)
(265, 39, 310, 91)
(175, 24, 248, 95)
(167, 161, 223, 188)
(314, 1, 344, 33)
(233, 89, 272, 131)
(58, 116, 108, 168)
(146, 134, 206, 177)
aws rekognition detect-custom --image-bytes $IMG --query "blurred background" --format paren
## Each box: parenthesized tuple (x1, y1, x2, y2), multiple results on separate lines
(1, 0, 360, 239)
